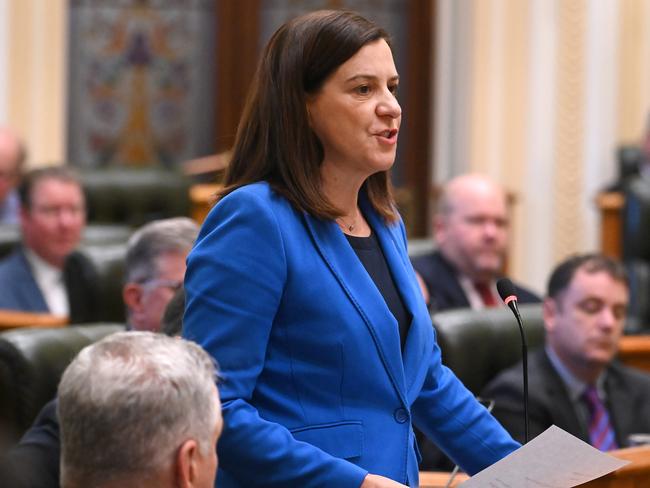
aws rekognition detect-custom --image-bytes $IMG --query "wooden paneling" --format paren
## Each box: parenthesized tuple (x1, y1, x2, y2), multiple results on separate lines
(214, 1, 260, 153)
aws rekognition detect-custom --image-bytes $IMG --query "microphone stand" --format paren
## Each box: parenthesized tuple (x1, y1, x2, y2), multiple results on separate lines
(510, 304, 529, 444)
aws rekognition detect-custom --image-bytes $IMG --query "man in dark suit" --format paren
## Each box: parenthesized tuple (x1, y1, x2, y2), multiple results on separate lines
(411, 174, 540, 311)
(0, 217, 199, 488)
(0, 166, 98, 322)
(482, 254, 650, 448)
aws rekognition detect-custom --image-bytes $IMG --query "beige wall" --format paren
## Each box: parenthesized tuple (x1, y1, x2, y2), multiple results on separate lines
(2, 0, 66, 167)
(435, 0, 650, 292)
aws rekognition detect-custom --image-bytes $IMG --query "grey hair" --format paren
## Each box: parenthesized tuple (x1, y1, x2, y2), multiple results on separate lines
(125, 217, 199, 284)
(58, 331, 220, 487)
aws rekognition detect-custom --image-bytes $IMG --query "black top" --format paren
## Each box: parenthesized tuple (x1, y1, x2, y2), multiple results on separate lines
(345, 231, 411, 350)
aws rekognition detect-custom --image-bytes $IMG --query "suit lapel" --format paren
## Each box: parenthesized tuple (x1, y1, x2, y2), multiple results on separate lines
(605, 363, 638, 446)
(302, 210, 408, 402)
(14, 249, 49, 311)
(539, 351, 589, 441)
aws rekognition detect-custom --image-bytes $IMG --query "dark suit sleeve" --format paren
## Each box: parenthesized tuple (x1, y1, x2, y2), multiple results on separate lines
(481, 365, 554, 445)
(0, 399, 60, 488)
(64, 251, 100, 323)
(514, 284, 542, 304)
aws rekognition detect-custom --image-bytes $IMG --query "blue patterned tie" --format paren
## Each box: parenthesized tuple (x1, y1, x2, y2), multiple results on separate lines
(582, 386, 618, 451)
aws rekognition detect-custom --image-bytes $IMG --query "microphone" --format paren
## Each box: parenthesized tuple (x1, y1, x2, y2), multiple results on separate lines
(496, 278, 529, 444)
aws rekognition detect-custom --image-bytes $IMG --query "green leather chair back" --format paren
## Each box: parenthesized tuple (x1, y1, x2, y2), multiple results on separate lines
(432, 303, 545, 395)
(80, 168, 191, 227)
(0, 324, 124, 448)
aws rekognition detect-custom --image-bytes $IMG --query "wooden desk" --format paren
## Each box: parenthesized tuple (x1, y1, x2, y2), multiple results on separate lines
(596, 192, 624, 259)
(422, 446, 650, 487)
(419, 471, 468, 487)
(0, 310, 67, 330)
(189, 183, 222, 224)
(579, 445, 650, 487)
(618, 335, 650, 374)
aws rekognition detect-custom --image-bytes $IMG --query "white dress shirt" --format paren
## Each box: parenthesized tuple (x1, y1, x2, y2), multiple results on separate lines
(24, 248, 69, 317)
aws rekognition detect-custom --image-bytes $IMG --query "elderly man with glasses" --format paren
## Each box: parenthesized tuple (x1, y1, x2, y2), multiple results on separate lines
(122, 216, 198, 332)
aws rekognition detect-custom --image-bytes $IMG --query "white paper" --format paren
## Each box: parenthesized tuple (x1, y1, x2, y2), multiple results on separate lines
(459, 425, 630, 487)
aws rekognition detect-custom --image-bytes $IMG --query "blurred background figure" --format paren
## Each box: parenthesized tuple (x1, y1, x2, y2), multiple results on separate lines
(58, 331, 222, 488)
(0, 216, 198, 488)
(0, 127, 25, 225)
(0, 166, 98, 322)
(122, 216, 198, 332)
(483, 254, 650, 447)
(412, 173, 540, 312)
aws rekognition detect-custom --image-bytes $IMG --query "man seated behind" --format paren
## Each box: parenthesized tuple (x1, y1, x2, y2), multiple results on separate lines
(482, 254, 650, 448)
(0, 217, 199, 488)
(122, 217, 199, 332)
(58, 331, 222, 488)
(0, 166, 97, 322)
(0, 127, 26, 224)
(411, 173, 540, 311)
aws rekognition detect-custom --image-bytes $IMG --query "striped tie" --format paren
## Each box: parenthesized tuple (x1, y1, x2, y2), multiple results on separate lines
(582, 386, 618, 451)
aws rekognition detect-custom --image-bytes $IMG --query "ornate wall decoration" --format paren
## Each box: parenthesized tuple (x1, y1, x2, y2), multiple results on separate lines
(67, 0, 216, 168)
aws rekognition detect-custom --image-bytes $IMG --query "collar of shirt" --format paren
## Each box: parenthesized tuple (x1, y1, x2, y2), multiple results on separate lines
(545, 345, 607, 401)
(458, 274, 498, 310)
(24, 247, 69, 317)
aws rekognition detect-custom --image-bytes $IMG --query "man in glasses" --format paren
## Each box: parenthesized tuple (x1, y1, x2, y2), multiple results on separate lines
(0, 216, 200, 487)
(0, 166, 98, 322)
(122, 217, 198, 332)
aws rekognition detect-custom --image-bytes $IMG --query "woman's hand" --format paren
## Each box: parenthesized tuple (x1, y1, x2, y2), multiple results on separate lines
(360, 474, 408, 487)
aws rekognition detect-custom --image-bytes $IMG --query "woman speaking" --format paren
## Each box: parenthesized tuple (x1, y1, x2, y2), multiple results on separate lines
(183, 10, 519, 488)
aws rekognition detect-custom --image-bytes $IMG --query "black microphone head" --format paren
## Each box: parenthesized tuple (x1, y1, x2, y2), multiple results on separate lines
(496, 278, 518, 304)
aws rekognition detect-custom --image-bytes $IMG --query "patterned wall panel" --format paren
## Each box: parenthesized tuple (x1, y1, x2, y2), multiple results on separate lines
(67, 0, 216, 168)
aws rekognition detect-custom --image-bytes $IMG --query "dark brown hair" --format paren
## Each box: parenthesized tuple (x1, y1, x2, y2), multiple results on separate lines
(221, 10, 398, 223)
(18, 166, 82, 210)
(547, 253, 629, 300)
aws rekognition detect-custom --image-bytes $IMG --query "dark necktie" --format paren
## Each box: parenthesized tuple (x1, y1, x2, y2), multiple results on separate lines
(474, 282, 497, 307)
(582, 385, 618, 451)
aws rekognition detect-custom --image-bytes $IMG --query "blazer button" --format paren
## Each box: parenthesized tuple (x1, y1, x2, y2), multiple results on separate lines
(394, 408, 409, 424)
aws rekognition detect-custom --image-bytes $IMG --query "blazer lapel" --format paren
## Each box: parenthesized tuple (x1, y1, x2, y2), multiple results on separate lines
(363, 205, 433, 398)
(302, 211, 407, 403)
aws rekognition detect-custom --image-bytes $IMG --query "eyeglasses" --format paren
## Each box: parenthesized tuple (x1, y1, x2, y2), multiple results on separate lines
(30, 204, 85, 219)
(141, 279, 183, 292)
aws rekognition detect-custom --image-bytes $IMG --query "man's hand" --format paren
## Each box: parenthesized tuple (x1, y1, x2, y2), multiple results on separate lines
(360, 473, 408, 488)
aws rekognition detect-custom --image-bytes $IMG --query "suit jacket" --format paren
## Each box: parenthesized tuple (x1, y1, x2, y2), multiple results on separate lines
(183, 182, 519, 488)
(411, 250, 541, 312)
(481, 348, 650, 446)
(0, 399, 60, 488)
(0, 247, 99, 323)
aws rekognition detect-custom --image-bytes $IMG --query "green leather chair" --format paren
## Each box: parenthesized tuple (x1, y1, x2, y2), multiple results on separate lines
(0, 324, 124, 450)
(80, 167, 191, 227)
(432, 303, 545, 396)
(78, 242, 128, 323)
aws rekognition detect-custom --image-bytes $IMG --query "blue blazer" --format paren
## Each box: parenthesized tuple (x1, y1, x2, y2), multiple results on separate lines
(183, 183, 519, 487)
(0, 248, 49, 312)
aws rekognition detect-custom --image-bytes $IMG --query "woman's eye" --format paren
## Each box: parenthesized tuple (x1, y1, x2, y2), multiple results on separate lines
(389, 84, 399, 96)
(356, 85, 371, 95)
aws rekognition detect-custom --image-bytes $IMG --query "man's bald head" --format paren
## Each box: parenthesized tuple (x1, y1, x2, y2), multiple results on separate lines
(434, 174, 509, 283)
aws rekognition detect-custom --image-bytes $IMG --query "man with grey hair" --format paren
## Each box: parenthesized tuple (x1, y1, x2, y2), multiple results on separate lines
(58, 331, 222, 488)
(0, 217, 200, 487)
(122, 216, 199, 332)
